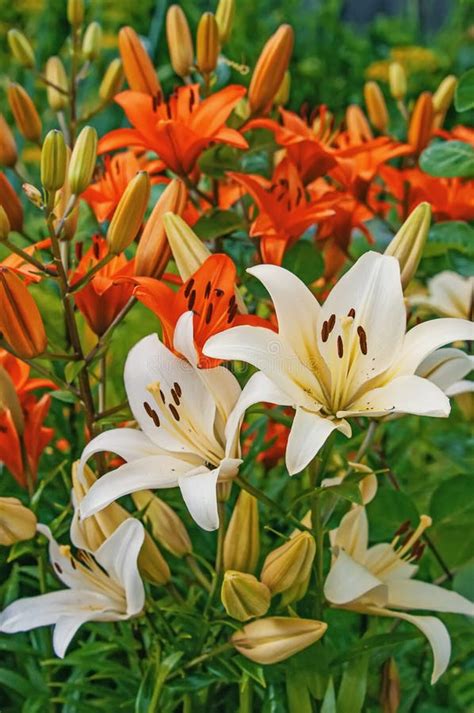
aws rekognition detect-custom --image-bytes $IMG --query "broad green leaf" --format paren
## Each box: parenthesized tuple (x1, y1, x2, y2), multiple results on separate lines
(429, 475, 474, 526)
(321, 481, 363, 505)
(193, 210, 245, 241)
(282, 240, 324, 284)
(453, 561, 474, 601)
(51, 389, 78, 403)
(455, 68, 474, 111)
(336, 653, 368, 713)
(419, 141, 474, 178)
(64, 360, 86, 383)
(320, 678, 336, 713)
(366, 488, 419, 541)
(424, 222, 474, 258)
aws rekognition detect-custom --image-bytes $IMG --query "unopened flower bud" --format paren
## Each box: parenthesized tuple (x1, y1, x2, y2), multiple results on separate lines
(249, 24, 294, 115)
(7, 83, 42, 144)
(380, 658, 401, 713)
(41, 130, 67, 192)
(197, 12, 220, 76)
(221, 571, 271, 621)
(215, 0, 235, 45)
(82, 22, 102, 61)
(224, 490, 260, 573)
(0, 116, 18, 168)
(67, 0, 84, 27)
(163, 213, 211, 281)
(54, 146, 78, 240)
(118, 26, 160, 96)
(22, 183, 43, 209)
(106, 171, 150, 254)
(68, 125, 98, 195)
(135, 179, 187, 278)
(385, 202, 431, 289)
(408, 91, 434, 156)
(132, 490, 192, 557)
(345, 104, 373, 142)
(232, 617, 327, 664)
(0, 497, 36, 546)
(389, 62, 406, 100)
(166, 5, 194, 79)
(261, 531, 315, 599)
(0, 268, 47, 358)
(274, 71, 291, 106)
(0, 174, 22, 233)
(0, 365, 24, 434)
(432, 75, 457, 114)
(0, 206, 10, 241)
(99, 58, 124, 103)
(364, 81, 389, 133)
(73, 464, 170, 585)
(45, 57, 69, 112)
(7, 29, 35, 68)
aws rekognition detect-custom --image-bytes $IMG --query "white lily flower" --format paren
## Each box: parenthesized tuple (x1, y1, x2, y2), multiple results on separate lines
(0, 519, 145, 658)
(205, 252, 474, 474)
(409, 271, 473, 320)
(416, 347, 474, 398)
(323, 506, 474, 684)
(79, 312, 242, 531)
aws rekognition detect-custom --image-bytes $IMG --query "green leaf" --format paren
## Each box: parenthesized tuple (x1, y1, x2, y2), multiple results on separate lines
(51, 389, 77, 403)
(455, 68, 474, 112)
(419, 141, 474, 178)
(286, 667, 312, 713)
(321, 481, 363, 505)
(282, 240, 324, 284)
(424, 222, 474, 258)
(331, 631, 421, 666)
(235, 657, 266, 688)
(320, 678, 336, 713)
(336, 653, 368, 713)
(453, 561, 474, 601)
(429, 475, 474, 527)
(366, 488, 419, 541)
(64, 359, 86, 383)
(0, 668, 34, 697)
(193, 210, 245, 241)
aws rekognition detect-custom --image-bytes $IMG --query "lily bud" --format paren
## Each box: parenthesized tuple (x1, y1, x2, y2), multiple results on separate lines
(55, 146, 78, 240)
(106, 171, 150, 255)
(0, 173, 23, 232)
(215, 0, 235, 45)
(0, 365, 24, 434)
(67, 0, 84, 27)
(274, 71, 291, 106)
(135, 179, 187, 277)
(221, 571, 271, 621)
(232, 617, 327, 664)
(132, 490, 192, 557)
(248, 24, 294, 115)
(118, 26, 160, 96)
(0, 206, 10, 241)
(364, 81, 389, 133)
(45, 57, 69, 112)
(82, 22, 102, 61)
(7, 29, 35, 68)
(261, 531, 315, 600)
(73, 464, 171, 585)
(0, 268, 47, 358)
(7, 84, 42, 144)
(197, 12, 220, 77)
(166, 5, 194, 79)
(385, 202, 431, 289)
(224, 490, 260, 573)
(23, 183, 44, 209)
(0, 116, 18, 168)
(408, 91, 434, 156)
(380, 658, 401, 713)
(345, 104, 373, 142)
(41, 130, 67, 192)
(68, 126, 98, 195)
(163, 212, 211, 281)
(432, 75, 457, 114)
(388, 62, 406, 101)
(99, 58, 124, 103)
(0, 497, 37, 546)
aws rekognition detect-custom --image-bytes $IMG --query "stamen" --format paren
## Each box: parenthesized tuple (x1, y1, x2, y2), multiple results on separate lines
(143, 401, 160, 427)
(357, 326, 368, 355)
(159, 389, 166, 403)
(171, 388, 180, 406)
(398, 515, 432, 557)
(188, 289, 196, 310)
(54, 562, 63, 574)
(321, 321, 329, 342)
(327, 314, 336, 333)
(337, 335, 344, 358)
(169, 404, 180, 421)
(204, 281, 212, 299)
(347, 308, 356, 318)
(215, 288, 224, 297)
(184, 278, 194, 298)
(205, 303, 213, 324)
(173, 382, 182, 397)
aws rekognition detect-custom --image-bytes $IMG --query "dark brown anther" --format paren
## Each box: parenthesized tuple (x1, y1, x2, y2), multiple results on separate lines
(205, 303, 213, 324)
(188, 289, 196, 310)
(412, 542, 426, 561)
(348, 307, 356, 318)
(215, 288, 224, 297)
(394, 519, 411, 537)
(227, 303, 238, 323)
(93, 240, 100, 260)
(184, 278, 194, 298)
(189, 90, 195, 112)
(159, 389, 166, 403)
(55, 562, 63, 574)
(327, 313, 336, 333)
(204, 281, 212, 299)
(357, 325, 368, 355)
(144, 401, 160, 427)
(173, 382, 182, 397)
(337, 335, 344, 358)
(171, 388, 180, 405)
(70, 558, 77, 570)
(321, 321, 329, 342)
(169, 403, 180, 421)
(296, 187, 303, 205)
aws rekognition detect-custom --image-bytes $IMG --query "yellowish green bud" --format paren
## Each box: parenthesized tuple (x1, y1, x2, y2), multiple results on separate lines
(0, 206, 11, 242)
(67, 0, 84, 27)
(163, 212, 211, 281)
(68, 125, 98, 195)
(45, 56, 69, 112)
(7, 83, 42, 144)
(231, 617, 327, 664)
(41, 130, 67, 192)
(385, 202, 431, 289)
(388, 62, 407, 100)
(432, 75, 457, 114)
(364, 80, 389, 133)
(22, 183, 43, 209)
(196, 12, 220, 76)
(132, 490, 192, 558)
(215, 0, 235, 45)
(221, 571, 271, 621)
(7, 29, 35, 68)
(224, 490, 260, 573)
(261, 531, 315, 597)
(0, 497, 37, 546)
(166, 5, 194, 79)
(106, 171, 150, 254)
(82, 22, 103, 61)
(99, 58, 124, 103)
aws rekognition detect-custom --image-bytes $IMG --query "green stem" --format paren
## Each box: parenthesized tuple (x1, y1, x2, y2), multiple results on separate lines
(186, 554, 212, 592)
(235, 474, 312, 533)
(67, 253, 115, 294)
(205, 500, 226, 611)
(4, 239, 55, 276)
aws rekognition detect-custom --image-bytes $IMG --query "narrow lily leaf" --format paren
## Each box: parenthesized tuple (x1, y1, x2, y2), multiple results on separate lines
(336, 653, 369, 713)
(64, 359, 86, 383)
(286, 667, 313, 713)
(320, 678, 336, 713)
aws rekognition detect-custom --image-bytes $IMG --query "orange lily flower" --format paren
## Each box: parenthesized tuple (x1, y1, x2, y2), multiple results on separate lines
(436, 125, 474, 146)
(129, 254, 269, 367)
(0, 350, 54, 489)
(243, 409, 292, 469)
(71, 236, 135, 336)
(0, 172, 23, 232)
(98, 84, 248, 176)
(82, 151, 166, 223)
(1, 238, 53, 284)
(246, 106, 337, 183)
(229, 158, 335, 265)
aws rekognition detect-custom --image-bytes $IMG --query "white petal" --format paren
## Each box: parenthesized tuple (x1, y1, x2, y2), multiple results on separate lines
(387, 579, 474, 616)
(286, 409, 350, 475)
(364, 542, 417, 581)
(247, 264, 322, 368)
(331, 506, 368, 561)
(80, 456, 193, 518)
(173, 311, 199, 365)
(79, 428, 163, 483)
(319, 252, 406, 397)
(37, 524, 88, 590)
(394, 318, 474, 377)
(94, 519, 145, 616)
(53, 611, 101, 658)
(428, 271, 473, 319)
(445, 380, 474, 397)
(224, 371, 294, 459)
(324, 549, 388, 606)
(204, 326, 323, 409)
(341, 375, 450, 419)
(178, 465, 220, 531)
(416, 348, 474, 392)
